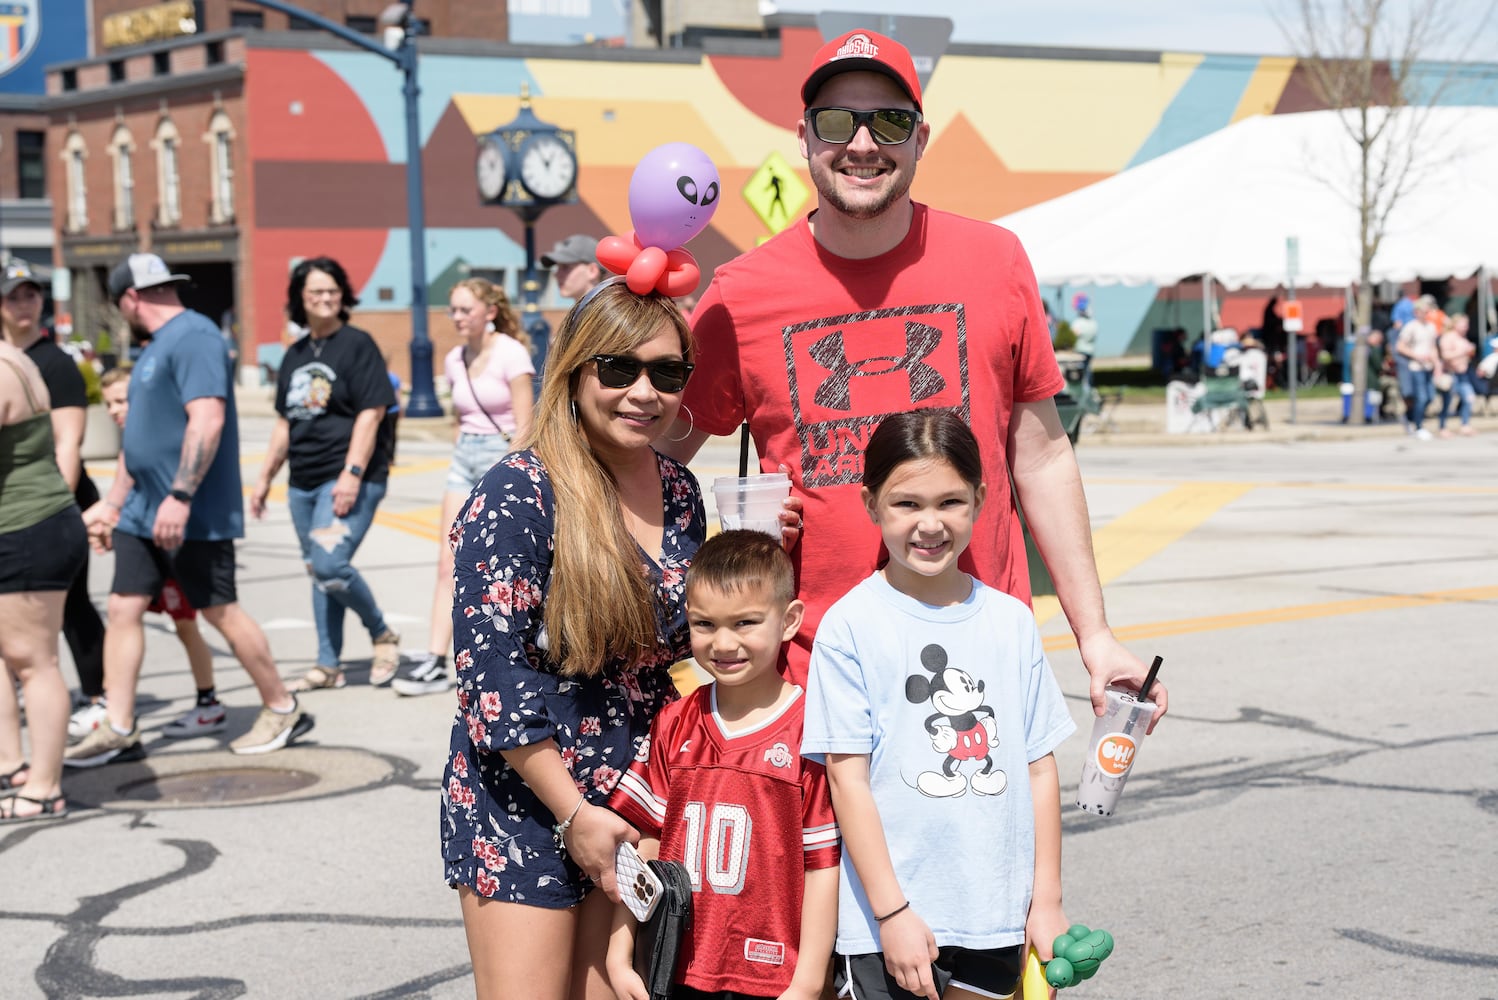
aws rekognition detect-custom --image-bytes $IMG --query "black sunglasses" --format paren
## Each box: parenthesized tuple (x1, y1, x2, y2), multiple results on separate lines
(590, 354, 694, 394)
(806, 107, 921, 145)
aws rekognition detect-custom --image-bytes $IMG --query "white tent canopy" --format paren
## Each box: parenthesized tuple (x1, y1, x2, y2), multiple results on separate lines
(994, 107, 1498, 291)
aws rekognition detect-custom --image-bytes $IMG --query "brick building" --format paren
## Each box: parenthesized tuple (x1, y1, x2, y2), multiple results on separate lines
(48, 32, 248, 361)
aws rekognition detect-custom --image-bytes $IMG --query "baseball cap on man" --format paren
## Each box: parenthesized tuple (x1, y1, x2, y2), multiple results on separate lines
(539, 234, 600, 268)
(107, 252, 190, 303)
(801, 29, 923, 112)
(1, 257, 43, 296)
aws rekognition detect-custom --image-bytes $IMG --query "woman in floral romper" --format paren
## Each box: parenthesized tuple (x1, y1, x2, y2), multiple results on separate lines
(442, 280, 705, 1000)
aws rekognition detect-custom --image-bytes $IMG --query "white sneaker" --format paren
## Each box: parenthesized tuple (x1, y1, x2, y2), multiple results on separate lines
(68, 701, 109, 742)
(1415, 428, 1433, 441)
(162, 701, 228, 739)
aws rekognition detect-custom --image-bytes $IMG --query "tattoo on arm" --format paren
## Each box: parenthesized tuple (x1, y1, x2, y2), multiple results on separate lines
(174, 423, 223, 493)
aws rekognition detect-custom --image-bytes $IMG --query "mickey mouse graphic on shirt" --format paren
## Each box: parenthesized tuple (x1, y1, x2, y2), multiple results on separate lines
(906, 643, 1007, 798)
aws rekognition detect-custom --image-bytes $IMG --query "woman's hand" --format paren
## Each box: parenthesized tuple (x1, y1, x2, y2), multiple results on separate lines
(250, 480, 271, 519)
(331, 470, 361, 518)
(775, 463, 803, 551)
(564, 800, 638, 903)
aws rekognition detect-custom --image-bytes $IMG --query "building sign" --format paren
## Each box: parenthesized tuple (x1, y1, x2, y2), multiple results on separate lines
(154, 235, 238, 261)
(0, 1, 39, 79)
(102, 0, 196, 50)
(60, 238, 138, 266)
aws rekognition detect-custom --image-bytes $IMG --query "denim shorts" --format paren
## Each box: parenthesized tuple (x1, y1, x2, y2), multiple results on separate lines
(445, 431, 511, 494)
(0, 505, 87, 594)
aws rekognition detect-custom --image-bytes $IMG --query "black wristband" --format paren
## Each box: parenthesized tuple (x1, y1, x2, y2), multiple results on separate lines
(169, 488, 194, 504)
(875, 901, 911, 923)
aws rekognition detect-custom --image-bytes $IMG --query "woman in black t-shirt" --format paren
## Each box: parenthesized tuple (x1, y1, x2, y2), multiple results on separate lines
(250, 257, 400, 691)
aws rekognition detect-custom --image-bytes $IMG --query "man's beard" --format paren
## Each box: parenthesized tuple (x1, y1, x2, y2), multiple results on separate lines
(129, 322, 153, 347)
(810, 157, 913, 221)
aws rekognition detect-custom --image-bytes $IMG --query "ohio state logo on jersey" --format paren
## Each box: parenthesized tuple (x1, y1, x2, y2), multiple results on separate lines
(784, 304, 971, 487)
(762, 742, 793, 769)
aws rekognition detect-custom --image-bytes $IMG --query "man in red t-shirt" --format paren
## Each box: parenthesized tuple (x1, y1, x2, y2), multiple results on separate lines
(660, 29, 1166, 729)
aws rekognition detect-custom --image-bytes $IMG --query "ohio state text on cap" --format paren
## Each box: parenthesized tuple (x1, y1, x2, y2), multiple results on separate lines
(800, 30, 923, 112)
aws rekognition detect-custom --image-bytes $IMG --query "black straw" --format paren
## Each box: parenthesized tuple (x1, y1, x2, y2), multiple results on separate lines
(1138, 655, 1163, 704)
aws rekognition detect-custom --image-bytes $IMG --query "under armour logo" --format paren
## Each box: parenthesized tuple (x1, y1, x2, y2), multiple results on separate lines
(808, 322, 946, 411)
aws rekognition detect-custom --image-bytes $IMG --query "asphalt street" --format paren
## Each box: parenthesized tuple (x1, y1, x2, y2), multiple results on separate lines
(3, 395, 1496, 999)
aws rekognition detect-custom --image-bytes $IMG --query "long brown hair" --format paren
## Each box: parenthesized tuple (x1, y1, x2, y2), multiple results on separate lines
(453, 276, 529, 353)
(528, 280, 693, 676)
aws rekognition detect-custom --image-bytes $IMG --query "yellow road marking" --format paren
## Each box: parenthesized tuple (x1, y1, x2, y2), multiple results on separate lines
(1042, 584, 1498, 652)
(1034, 482, 1253, 625)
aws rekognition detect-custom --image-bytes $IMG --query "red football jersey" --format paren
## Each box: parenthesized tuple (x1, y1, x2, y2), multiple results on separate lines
(611, 684, 840, 996)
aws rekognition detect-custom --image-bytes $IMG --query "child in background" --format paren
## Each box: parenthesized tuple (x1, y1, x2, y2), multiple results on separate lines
(803, 411, 1076, 1000)
(608, 530, 840, 1000)
(95, 369, 224, 738)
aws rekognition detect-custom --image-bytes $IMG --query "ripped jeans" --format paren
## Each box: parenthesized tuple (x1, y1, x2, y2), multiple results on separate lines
(287, 479, 391, 667)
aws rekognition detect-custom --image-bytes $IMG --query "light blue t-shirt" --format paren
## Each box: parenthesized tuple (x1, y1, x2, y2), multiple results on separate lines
(803, 572, 1076, 954)
(119, 310, 244, 541)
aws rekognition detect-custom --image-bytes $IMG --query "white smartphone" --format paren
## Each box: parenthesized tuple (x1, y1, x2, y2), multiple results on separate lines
(615, 841, 664, 922)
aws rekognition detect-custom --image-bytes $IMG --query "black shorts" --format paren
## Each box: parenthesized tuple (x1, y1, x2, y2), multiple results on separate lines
(112, 531, 238, 610)
(675, 986, 777, 1000)
(0, 506, 87, 594)
(834, 946, 1024, 1000)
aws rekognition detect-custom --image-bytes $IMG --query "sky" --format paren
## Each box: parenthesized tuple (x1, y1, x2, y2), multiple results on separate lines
(767, 1, 1494, 58)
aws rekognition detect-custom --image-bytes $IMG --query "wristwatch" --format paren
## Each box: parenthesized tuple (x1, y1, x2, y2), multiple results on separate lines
(169, 488, 194, 504)
(344, 464, 364, 478)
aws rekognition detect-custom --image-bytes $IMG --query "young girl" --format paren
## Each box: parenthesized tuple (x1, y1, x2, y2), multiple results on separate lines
(803, 410, 1076, 1000)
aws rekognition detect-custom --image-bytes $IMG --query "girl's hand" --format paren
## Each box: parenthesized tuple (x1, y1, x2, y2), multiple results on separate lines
(878, 907, 939, 1000)
(1026, 900, 1070, 965)
(564, 800, 638, 903)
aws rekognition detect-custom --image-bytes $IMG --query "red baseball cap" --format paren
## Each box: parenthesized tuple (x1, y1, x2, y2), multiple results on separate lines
(801, 29, 923, 112)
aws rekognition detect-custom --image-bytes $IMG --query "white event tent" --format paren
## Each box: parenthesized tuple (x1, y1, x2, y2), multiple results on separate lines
(994, 107, 1498, 306)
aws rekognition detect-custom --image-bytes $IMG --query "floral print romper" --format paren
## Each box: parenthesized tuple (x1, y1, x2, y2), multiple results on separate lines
(441, 449, 704, 907)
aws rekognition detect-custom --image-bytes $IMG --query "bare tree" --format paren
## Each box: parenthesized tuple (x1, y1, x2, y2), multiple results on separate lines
(1277, 0, 1495, 409)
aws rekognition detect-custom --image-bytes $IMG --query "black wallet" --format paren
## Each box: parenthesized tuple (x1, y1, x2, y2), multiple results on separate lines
(634, 859, 693, 1000)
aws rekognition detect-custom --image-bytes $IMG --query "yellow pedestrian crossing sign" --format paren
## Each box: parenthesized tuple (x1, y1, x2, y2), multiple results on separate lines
(743, 151, 808, 234)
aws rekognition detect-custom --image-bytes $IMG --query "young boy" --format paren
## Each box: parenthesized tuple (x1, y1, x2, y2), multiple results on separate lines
(93, 368, 225, 738)
(608, 530, 840, 1000)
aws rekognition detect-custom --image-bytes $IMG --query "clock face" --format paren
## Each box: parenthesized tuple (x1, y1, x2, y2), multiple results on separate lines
(519, 133, 576, 200)
(476, 139, 507, 202)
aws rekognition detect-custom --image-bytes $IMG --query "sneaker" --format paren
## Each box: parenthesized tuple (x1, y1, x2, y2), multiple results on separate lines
(1415, 428, 1433, 441)
(392, 653, 451, 697)
(162, 701, 228, 739)
(64, 724, 145, 768)
(68, 701, 109, 742)
(229, 702, 315, 755)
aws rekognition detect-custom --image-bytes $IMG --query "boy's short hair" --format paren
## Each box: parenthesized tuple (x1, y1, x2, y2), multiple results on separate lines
(686, 530, 796, 606)
(100, 367, 131, 389)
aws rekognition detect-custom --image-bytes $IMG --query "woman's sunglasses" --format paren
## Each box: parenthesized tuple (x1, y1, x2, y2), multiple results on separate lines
(806, 107, 921, 145)
(590, 354, 694, 394)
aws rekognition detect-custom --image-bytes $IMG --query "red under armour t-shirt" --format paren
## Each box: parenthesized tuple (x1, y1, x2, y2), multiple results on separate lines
(684, 204, 1064, 682)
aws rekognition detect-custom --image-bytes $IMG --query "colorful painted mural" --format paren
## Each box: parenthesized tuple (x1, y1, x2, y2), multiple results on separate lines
(242, 23, 1498, 356)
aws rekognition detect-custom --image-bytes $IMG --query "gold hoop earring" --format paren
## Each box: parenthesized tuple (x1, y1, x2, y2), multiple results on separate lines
(665, 404, 694, 443)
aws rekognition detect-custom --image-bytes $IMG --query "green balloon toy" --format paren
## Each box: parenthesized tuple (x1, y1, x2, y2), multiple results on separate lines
(1042, 925, 1115, 989)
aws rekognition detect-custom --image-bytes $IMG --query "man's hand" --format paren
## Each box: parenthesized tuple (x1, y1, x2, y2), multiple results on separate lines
(331, 471, 361, 518)
(83, 501, 120, 554)
(153, 495, 190, 550)
(1079, 631, 1167, 734)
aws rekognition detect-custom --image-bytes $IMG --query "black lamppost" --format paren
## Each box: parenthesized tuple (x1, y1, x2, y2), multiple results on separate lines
(239, 0, 441, 416)
(476, 86, 578, 372)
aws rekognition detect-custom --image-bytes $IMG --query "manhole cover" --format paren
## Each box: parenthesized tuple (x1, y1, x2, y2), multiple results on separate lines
(115, 767, 320, 805)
